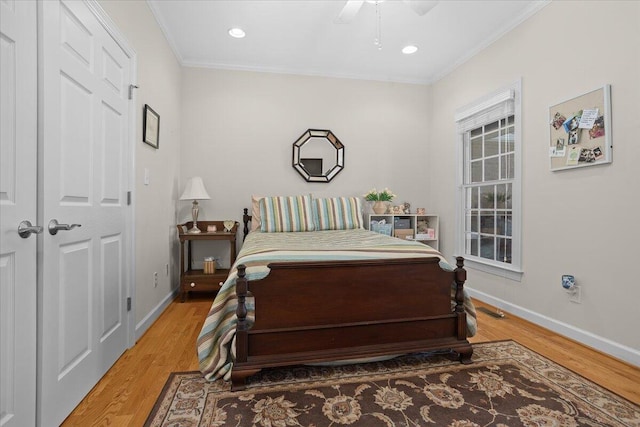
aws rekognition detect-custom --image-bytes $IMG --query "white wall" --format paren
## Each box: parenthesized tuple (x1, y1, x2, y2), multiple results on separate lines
(428, 1, 640, 362)
(180, 68, 432, 236)
(98, 0, 182, 333)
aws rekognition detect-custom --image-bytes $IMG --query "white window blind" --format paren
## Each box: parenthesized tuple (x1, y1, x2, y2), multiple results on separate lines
(455, 89, 515, 132)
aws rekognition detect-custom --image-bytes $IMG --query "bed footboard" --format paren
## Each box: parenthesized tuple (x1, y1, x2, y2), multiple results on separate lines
(232, 256, 472, 390)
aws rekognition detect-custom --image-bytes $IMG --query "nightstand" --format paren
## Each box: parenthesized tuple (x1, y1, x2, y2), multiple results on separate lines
(177, 220, 238, 302)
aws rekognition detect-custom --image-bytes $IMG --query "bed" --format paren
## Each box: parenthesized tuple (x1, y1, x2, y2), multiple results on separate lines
(197, 195, 476, 391)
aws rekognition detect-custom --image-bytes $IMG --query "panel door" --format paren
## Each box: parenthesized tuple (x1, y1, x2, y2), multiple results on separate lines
(0, 1, 38, 426)
(39, 1, 131, 424)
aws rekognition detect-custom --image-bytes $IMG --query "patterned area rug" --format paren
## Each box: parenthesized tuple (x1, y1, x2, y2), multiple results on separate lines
(145, 341, 639, 426)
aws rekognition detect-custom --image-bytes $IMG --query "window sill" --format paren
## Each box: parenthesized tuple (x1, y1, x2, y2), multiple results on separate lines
(462, 257, 523, 282)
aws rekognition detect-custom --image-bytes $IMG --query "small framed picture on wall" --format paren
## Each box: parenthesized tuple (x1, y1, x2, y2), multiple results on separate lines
(143, 104, 160, 149)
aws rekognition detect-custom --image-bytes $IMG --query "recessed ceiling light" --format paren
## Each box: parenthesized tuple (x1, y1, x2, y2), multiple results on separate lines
(228, 28, 246, 38)
(402, 45, 418, 55)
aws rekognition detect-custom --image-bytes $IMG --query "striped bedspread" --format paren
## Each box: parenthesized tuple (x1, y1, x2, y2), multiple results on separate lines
(197, 229, 477, 381)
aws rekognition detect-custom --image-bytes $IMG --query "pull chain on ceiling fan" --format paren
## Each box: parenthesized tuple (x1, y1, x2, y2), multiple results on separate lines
(374, 1, 382, 50)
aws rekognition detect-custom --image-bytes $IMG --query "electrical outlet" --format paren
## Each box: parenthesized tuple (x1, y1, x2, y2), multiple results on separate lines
(153, 272, 158, 288)
(569, 285, 581, 303)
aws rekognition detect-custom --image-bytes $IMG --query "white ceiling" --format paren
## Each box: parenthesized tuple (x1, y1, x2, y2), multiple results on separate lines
(147, 0, 548, 85)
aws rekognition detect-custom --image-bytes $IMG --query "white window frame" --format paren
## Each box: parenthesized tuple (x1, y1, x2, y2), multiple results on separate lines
(455, 80, 523, 281)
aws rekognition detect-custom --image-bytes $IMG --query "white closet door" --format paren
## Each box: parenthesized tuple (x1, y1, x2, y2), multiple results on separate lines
(39, 1, 132, 424)
(0, 1, 38, 426)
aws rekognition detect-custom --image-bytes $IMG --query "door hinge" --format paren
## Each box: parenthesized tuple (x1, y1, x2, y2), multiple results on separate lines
(128, 84, 139, 100)
(127, 297, 132, 311)
(127, 191, 131, 206)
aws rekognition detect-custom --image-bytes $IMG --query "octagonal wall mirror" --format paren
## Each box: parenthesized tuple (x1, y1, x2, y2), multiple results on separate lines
(292, 129, 344, 182)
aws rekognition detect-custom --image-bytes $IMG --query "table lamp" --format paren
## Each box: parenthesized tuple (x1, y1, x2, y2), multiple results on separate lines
(180, 177, 210, 233)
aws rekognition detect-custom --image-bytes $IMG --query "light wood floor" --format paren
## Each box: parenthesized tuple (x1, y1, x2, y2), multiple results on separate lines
(62, 295, 640, 426)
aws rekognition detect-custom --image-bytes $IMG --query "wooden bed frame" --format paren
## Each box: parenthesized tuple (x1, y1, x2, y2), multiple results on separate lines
(231, 209, 473, 390)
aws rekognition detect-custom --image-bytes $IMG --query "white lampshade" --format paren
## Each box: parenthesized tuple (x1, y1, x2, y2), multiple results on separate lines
(180, 177, 210, 201)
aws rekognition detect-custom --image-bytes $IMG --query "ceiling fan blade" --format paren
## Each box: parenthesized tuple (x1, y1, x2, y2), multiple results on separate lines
(335, 0, 364, 24)
(403, 0, 438, 16)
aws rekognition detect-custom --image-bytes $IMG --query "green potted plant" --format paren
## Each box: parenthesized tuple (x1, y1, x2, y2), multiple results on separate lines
(364, 188, 395, 214)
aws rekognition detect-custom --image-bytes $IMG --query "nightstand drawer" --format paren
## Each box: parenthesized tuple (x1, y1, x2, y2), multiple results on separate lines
(180, 268, 230, 297)
(183, 280, 219, 291)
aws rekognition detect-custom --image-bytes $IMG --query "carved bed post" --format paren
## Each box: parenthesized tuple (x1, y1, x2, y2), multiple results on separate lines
(454, 256, 466, 315)
(454, 256, 472, 364)
(235, 264, 248, 364)
(232, 264, 261, 390)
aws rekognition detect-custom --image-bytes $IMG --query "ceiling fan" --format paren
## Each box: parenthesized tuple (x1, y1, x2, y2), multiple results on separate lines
(335, 0, 439, 24)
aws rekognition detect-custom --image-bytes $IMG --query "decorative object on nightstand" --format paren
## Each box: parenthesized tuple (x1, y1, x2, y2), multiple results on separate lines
(180, 177, 210, 234)
(203, 257, 216, 274)
(364, 187, 395, 214)
(223, 220, 235, 233)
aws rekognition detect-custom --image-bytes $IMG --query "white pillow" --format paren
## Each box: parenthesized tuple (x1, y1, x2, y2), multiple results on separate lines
(250, 195, 263, 232)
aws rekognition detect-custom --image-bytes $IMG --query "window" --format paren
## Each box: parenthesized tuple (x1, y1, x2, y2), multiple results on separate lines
(455, 82, 522, 279)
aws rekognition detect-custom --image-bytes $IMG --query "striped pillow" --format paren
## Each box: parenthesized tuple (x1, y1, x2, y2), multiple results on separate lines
(314, 197, 363, 230)
(259, 195, 315, 232)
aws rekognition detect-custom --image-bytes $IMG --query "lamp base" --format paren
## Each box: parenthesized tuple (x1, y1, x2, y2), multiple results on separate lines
(188, 201, 201, 233)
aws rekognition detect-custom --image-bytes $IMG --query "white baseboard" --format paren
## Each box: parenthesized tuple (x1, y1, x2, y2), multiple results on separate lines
(135, 289, 178, 341)
(467, 288, 640, 367)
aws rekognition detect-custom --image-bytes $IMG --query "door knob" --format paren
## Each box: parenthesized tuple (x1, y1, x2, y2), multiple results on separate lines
(48, 219, 82, 235)
(18, 220, 44, 238)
